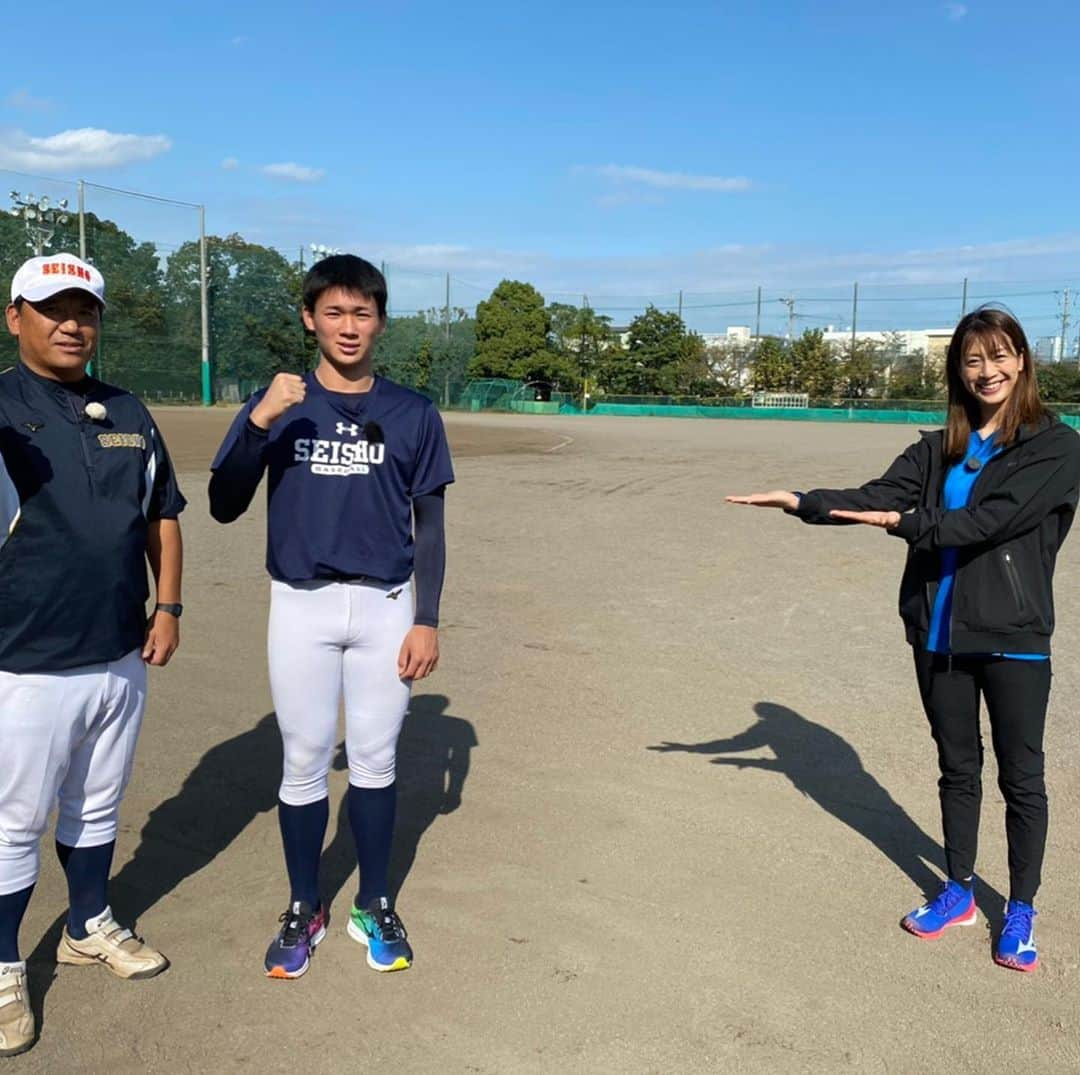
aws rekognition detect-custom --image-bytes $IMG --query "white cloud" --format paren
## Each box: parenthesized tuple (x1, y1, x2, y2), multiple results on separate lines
(346, 232, 1080, 302)
(945, 3, 968, 20)
(580, 164, 752, 192)
(595, 189, 667, 210)
(260, 161, 326, 183)
(221, 156, 240, 170)
(0, 126, 171, 171)
(231, 35, 249, 46)
(4, 88, 52, 112)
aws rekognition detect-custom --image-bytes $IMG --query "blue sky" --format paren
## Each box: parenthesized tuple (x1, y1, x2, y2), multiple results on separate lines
(3, 0, 1079, 336)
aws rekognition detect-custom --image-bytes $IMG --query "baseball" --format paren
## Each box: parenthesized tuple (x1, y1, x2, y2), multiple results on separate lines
(85, 402, 107, 421)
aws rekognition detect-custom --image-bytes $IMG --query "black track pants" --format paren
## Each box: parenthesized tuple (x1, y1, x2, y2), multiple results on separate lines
(913, 650, 1051, 905)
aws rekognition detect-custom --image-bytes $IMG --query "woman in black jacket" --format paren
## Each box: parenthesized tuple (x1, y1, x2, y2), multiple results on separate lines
(728, 306, 1080, 973)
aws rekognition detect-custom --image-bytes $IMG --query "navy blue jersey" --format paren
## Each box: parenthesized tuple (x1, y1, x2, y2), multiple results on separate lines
(210, 373, 454, 584)
(0, 362, 186, 673)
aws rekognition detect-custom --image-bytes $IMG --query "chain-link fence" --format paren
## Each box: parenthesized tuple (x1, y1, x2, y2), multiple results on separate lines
(3, 168, 1080, 409)
(2, 170, 206, 401)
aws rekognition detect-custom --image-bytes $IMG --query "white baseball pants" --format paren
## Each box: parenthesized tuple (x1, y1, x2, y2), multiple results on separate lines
(268, 579, 414, 805)
(0, 649, 147, 895)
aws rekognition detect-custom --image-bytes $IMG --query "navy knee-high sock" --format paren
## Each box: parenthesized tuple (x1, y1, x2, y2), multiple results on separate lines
(56, 840, 115, 939)
(278, 799, 329, 909)
(348, 783, 397, 908)
(0, 884, 35, 963)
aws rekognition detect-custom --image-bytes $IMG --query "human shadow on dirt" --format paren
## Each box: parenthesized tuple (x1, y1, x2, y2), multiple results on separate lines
(649, 700, 1006, 922)
(26, 712, 284, 1029)
(26, 695, 475, 1031)
(320, 693, 477, 910)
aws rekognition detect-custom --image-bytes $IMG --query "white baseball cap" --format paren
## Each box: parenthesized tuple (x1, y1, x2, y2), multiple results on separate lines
(10, 253, 106, 309)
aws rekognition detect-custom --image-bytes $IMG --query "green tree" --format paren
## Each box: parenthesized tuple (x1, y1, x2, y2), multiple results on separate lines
(597, 305, 695, 395)
(548, 302, 614, 386)
(164, 234, 305, 391)
(1036, 361, 1080, 403)
(374, 307, 476, 404)
(470, 280, 565, 384)
(431, 309, 476, 405)
(840, 338, 883, 398)
(789, 329, 836, 398)
(703, 341, 751, 396)
(750, 337, 794, 392)
(0, 210, 180, 394)
(672, 331, 719, 395)
(376, 313, 434, 386)
(887, 350, 942, 400)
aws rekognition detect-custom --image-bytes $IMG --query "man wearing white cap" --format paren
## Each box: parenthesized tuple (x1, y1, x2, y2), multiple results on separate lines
(0, 254, 186, 1056)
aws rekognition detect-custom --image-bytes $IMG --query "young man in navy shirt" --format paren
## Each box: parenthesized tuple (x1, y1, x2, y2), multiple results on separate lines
(0, 255, 185, 1056)
(210, 255, 452, 979)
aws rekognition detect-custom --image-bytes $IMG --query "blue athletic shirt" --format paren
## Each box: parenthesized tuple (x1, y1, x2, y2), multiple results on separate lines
(210, 373, 454, 585)
(927, 429, 1047, 661)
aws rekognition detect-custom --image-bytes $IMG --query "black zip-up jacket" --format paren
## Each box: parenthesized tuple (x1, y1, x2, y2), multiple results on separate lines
(793, 415, 1080, 655)
(0, 362, 186, 672)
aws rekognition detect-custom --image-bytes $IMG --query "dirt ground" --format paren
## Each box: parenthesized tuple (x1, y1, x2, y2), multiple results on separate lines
(14, 409, 1080, 1074)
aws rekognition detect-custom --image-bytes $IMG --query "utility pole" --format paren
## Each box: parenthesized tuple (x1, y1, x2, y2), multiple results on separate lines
(1060, 287, 1071, 363)
(444, 273, 452, 407)
(677, 289, 683, 321)
(199, 205, 212, 405)
(960, 277, 968, 318)
(445, 273, 451, 343)
(851, 282, 859, 357)
(778, 296, 796, 341)
(77, 181, 86, 260)
(754, 285, 762, 343)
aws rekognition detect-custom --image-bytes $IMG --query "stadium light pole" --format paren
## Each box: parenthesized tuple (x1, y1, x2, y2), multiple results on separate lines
(9, 191, 70, 256)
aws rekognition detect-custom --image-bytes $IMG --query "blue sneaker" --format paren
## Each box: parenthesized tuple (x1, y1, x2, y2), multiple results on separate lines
(901, 880, 977, 939)
(265, 900, 327, 979)
(347, 897, 412, 972)
(994, 900, 1038, 972)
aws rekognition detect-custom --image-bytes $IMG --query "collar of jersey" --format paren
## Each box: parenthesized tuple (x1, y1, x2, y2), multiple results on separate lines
(307, 369, 380, 415)
(16, 360, 96, 414)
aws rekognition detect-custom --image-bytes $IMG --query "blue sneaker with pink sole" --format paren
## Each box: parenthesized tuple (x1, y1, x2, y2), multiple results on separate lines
(901, 880, 977, 939)
(994, 901, 1038, 972)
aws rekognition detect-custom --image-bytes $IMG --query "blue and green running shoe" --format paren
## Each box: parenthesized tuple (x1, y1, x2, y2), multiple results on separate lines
(994, 900, 1038, 972)
(347, 897, 412, 972)
(901, 880, 976, 939)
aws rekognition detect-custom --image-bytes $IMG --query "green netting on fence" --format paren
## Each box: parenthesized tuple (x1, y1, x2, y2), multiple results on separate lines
(573, 403, 947, 423)
(457, 378, 576, 412)
(451, 381, 1080, 427)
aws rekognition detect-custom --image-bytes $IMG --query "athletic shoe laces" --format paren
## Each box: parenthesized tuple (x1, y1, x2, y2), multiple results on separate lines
(278, 906, 313, 948)
(1001, 904, 1035, 941)
(372, 907, 406, 944)
(928, 883, 968, 916)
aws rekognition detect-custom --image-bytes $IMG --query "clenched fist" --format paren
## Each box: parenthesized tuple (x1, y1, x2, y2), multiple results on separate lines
(250, 373, 307, 430)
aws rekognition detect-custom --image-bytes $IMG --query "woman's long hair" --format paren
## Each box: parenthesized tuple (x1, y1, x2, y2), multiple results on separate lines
(943, 305, 1049, 461)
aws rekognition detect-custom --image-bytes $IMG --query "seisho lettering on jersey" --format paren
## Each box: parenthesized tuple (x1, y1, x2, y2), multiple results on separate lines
(293, 437, 386, 475)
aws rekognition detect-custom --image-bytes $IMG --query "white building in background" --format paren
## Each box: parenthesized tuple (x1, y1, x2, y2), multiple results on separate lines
(698, 325, 954, 368)
(819, 328, 952, 358)
(1033, 336, 1075, 362)
(699, 327, 753, 348)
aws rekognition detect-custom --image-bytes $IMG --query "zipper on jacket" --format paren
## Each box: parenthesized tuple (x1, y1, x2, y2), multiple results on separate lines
(65, 394, 95, 479)
(1002, 549, 1025, 611)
